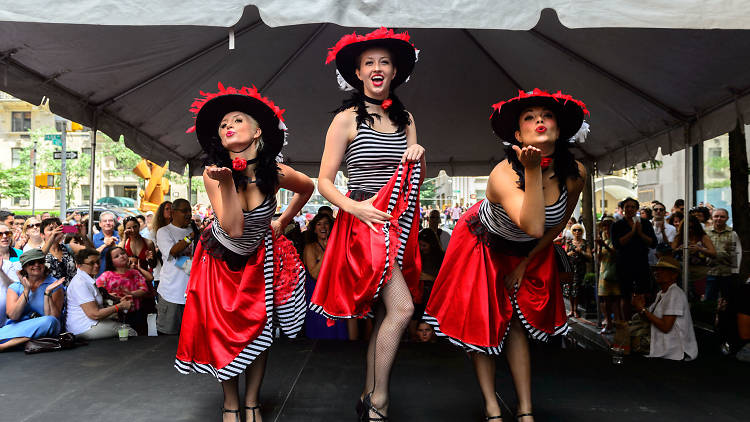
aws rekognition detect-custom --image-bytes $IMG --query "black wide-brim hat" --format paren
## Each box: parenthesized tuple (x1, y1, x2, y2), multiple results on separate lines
(326, 27, 417, 91)
(490, 89, 588, 145)
(187, 83, 286, 158)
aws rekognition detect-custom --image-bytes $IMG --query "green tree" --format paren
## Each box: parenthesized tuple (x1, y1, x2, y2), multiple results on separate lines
(106, 135, 143, 177)
(30, 128, 94, 205)
(0, 147, 31, 200)
(165, 163, 206, 202)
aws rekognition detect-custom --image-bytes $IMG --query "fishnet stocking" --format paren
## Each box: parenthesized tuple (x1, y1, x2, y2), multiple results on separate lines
(364, 266, 414, 416)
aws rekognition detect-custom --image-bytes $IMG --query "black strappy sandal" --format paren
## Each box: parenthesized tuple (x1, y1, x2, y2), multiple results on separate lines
(485, 416, 503, 421)
(245, 405, 261, 422)
(362, 393, 388, 421)
(221, 407, 240, 422)
(516, 412, 533, 420)
(356, 397, 365, 419)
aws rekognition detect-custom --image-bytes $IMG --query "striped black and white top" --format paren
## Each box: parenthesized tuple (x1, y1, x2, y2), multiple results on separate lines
(478, 186, 568, 242)
(345, 123, 408, 194)
(211, 195, 276, 255)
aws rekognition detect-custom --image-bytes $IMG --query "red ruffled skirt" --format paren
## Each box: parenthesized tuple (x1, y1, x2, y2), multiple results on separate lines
(174, 228, 305, 381)
(424, 202, 568, 354)
(310, 162, 422, 320)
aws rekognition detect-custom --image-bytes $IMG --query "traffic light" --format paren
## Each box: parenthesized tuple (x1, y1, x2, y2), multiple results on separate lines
(70, 121, 84, 131)
(35, 172, 60, 189)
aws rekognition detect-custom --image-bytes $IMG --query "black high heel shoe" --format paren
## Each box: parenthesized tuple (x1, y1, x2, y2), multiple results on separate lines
(516, 412, 533, 420)
(245, 405, 261, 422)
(362, 393, 388, 421)
(356, 397, 365, 419)
(221, 407, 240, 422)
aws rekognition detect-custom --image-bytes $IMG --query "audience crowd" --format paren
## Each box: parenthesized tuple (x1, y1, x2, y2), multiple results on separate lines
(2, 195, 749, 363)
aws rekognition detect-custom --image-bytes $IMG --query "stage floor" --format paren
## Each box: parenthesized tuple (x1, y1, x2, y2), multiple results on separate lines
(1, 335, 748, 421)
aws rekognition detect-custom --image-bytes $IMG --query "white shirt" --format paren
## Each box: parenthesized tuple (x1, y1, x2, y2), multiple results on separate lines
(1, 259, 21, 327)
(648, 283, 698, 361)
(66, 268, 104, 335)
(156, 224, 192, 304)
(653, 221, 677, 244)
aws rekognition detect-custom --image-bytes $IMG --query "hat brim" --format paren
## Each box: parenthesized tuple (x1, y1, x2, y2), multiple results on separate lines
(194, 94, 284, 157)
(490, 96, 584, 144)
(650, 263, 681, 272)
(335, 38, 416, 91)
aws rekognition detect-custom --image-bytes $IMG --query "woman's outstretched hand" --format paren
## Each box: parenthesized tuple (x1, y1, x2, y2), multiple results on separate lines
(512, 145, 542, 168)
(348, 194, 393, 233)
(205, 165, 233, 182)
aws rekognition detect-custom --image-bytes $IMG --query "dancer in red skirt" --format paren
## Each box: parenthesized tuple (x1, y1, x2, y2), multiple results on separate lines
(174, 83, 314, 422)
(310, 27, 424, 421)
(424, 89, 589, 421)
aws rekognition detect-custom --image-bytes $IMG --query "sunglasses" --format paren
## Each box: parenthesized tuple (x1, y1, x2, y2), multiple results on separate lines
(27, 223, 41, 228)
(82, 260, 100, 266)
(572, 229, 583, 232)
(653, 208, 666, 212)
(0, 231, 12, 237)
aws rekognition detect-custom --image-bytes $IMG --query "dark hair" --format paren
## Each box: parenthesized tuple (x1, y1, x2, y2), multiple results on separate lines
(152, 200, 172, 234)
(690, 206, 711, 222)
(674, 199, 684, 207)
(652, 201, 665, 209)
(334, 91, 411, 133)
(122, 216, 142, 236)
(305, 213, 334, 244)
(69, 233, 95, 250)
(667, 211, 683, 226)
(0, 210, 14, 220)
(74, 248, 100, 265)
(202, 117, 280, 197)
(318, 205, 333, 215)
(40, 217, 62, 234)
(640, 207, 652, 220)
(622, 197, 639, 209)
(675, 214, 706, 245)
(418, 229, 445, 266)
(503, 109, 581, 191)
(104, 246, 126, 272)
(136, 215, 146, 224)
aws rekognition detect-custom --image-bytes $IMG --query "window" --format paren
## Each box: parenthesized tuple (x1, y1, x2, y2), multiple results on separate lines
(11, 111, 31, 132)
(82, 147, 91, 156)
(11, 148, 23, 167)
(81, 184, 90, 202)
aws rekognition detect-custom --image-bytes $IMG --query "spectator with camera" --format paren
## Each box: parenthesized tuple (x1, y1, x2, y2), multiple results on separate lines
(41, 218, 76, 284)
(632, 256, 698, 361)
(67, 248, 135, 340)
(0, 249, 64, 351)
(93, 211, 120, 277)
(155, 198, 195, 335)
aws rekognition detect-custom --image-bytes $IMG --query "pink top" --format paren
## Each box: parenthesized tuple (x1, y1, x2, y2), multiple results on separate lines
(96, 269, 148, 310)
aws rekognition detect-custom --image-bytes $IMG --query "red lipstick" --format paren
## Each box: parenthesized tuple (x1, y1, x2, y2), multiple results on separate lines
(226, 130, 235, 137)
(535, 125, 547, 133)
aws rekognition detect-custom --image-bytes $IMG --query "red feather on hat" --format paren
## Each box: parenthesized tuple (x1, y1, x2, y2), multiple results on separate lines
(186, 82, 286, 133)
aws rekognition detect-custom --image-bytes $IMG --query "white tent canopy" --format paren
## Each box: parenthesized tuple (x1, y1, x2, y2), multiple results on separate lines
(2, 2, 750, 176)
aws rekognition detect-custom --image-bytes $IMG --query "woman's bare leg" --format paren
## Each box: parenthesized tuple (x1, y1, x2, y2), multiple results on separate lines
(221, 377, 240, 422)
(506, 318, 534, 421)
(0, 337, 29, 352)
(244, 350, 268, 422)
(471, 352, 502, 419)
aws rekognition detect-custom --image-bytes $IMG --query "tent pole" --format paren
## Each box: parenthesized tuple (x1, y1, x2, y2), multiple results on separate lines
(591, 163, 601, 327)
(187, 163, 192, 204)
(88, 111, 98, 241)
(682, 126, 692, 292)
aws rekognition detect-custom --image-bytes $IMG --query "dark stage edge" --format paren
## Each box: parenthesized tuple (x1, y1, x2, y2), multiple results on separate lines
(1, 335, 749, 421)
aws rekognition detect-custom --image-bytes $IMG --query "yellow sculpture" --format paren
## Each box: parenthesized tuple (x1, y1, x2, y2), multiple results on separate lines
(133, 160, 170, 212)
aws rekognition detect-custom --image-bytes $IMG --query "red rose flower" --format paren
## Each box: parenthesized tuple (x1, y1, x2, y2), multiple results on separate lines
(232, 157, 247, 171)
(381, 98, 393, 110)
(540, 157, 553, 170)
